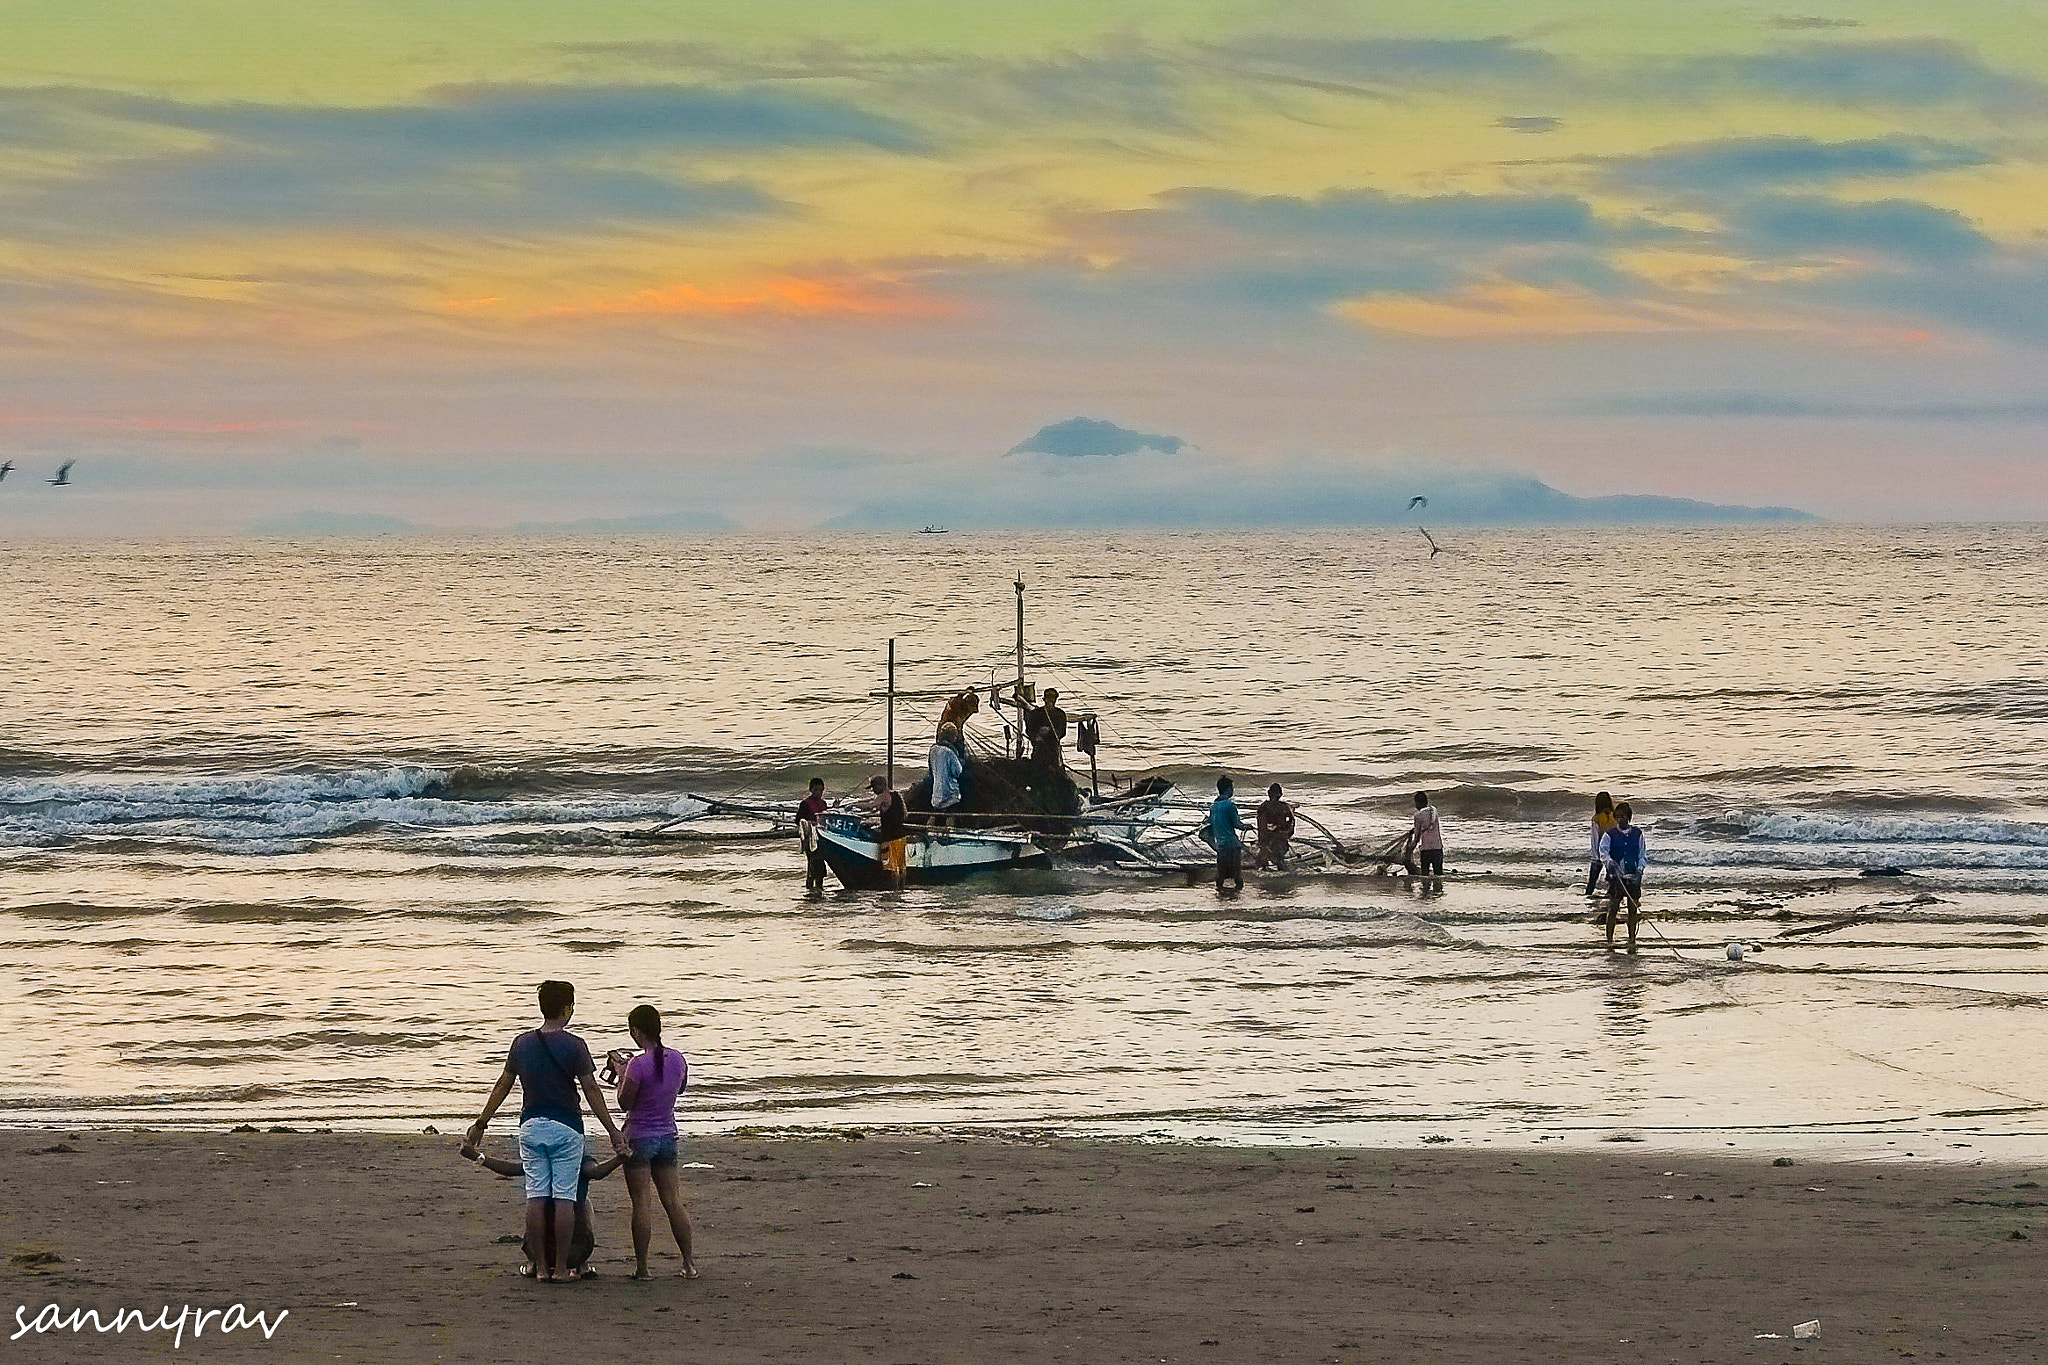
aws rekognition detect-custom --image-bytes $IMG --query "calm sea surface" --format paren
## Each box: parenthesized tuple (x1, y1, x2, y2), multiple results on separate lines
(6, 526, 2048, 1156)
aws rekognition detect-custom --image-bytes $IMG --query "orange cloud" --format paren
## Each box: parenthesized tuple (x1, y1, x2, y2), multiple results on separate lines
(529, 272, 961, 321)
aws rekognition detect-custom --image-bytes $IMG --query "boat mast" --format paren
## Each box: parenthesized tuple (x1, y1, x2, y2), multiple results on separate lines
(1014, 575, 1026, 759)
(886, 638, 896, 788)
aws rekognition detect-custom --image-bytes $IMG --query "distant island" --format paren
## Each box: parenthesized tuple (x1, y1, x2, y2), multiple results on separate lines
(248, 510, 420, 535)
(823, 420, 1819, 529)
(512, 509, 738, 534)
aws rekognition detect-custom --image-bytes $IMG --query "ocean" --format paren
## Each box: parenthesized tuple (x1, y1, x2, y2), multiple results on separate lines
(6, 525, 2048, 1157)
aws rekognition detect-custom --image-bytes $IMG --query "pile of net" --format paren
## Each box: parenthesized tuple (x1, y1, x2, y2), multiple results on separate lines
(905, 747, 1082, 836)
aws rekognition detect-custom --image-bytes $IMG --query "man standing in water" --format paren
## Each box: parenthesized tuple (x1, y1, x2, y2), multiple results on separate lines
(797, 777, 830, 892)
(1208, 776, 1245, 891)
(466, 980, 630, 1283)
(859, 774, 909, 887)
(1411, 791, 1444, 877)
(1255, 783, 1295, 871)
(1600, 801, 1647, 952)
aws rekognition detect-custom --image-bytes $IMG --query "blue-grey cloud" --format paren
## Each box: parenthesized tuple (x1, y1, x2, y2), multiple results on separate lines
(1108, 186, 1671, 247)
(1579, 391, 2048, 420)
(0, 81, 926, 238)
(1671, 39, 2048, 114)
(1730, 195, 1991, 262)
(67, 82, 928, 154)
(1213, 35, 1568, 88)
(1007, 417, 1184, 457)
(1768, 16, 1862, 30)
(1497, 115, 1563, 133)
(1595, 135, 1994, 195)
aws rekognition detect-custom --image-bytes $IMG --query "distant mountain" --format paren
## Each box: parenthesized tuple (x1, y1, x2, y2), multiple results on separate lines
(512, 508, 738, 534)
(1007, 418, 1185, 457)
(248, 510, 419, 535)
(821, 463, 1816, 530)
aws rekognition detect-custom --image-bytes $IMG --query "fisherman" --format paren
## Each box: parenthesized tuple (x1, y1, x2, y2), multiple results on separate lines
(1255, 783, 1296, 871)
(937, 690, 980, 739)
(927, 724, 966, 829)
(1207, 775, 1245, 892)
(857, 774, 910, 888)
(1599, 801, 1647, 952)
(1026, 688, 1068, 768)
(1410, 791, 1444, 877)
(796, 776, 830, 892)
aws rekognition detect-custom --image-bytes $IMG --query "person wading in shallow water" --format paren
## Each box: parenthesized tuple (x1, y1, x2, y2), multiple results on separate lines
(1410, 791, 1444, 878)
(797, 777, 830, 893)
(1600, 801, 1647, 953)
(858, 774, 909, 888)
(1585, 790, 1616, 897)
(1207, 775, 1245, 892)
(466, 980, 630, 1283)
(1255, 783, 1296, 871)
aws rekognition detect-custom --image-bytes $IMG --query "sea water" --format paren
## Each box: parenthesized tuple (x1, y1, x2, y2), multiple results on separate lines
(5, 526, 2048, 1156)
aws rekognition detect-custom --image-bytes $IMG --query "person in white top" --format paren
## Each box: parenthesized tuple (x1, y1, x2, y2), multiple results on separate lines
(1410, 791, 1444, 877)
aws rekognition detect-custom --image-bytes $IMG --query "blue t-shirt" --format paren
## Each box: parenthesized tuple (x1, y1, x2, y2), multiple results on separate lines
(1209, 796, 1242, 851)
(510, 1028, 595, 1131)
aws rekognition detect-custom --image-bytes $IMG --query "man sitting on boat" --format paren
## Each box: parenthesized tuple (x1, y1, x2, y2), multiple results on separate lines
(927, 724, 966, 828)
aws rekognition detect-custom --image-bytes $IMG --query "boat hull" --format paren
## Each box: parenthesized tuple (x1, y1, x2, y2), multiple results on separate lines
(815, 816, 1051, 889)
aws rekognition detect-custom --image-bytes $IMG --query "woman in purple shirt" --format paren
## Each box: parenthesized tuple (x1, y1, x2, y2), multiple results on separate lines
(610, 1004, 697, 1279)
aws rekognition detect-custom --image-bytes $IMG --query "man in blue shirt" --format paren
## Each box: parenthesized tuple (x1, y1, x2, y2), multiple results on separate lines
(1599, 802, 1648, 953)
(1208, 775, 1245, 891)
(466, 980, 630, 1282)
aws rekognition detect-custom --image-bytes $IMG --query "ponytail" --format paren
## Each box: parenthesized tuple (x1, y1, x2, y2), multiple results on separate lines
(627, 1003, 668, 1080)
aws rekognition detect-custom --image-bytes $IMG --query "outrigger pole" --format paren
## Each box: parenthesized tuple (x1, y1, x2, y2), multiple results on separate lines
(886, 638, 896, 789)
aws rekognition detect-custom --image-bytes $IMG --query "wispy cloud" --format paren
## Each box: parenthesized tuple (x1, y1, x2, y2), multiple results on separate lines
(0, 81, 926, 240)
(1668, 39, 2048, 115)
(1592, 135, 1995, 195)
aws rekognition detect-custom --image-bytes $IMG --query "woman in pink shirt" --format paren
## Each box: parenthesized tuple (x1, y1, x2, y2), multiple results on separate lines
(611, 1004, 697, 1279)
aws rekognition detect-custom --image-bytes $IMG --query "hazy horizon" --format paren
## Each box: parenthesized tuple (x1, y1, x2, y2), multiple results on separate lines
(7, 4, 2048, 524)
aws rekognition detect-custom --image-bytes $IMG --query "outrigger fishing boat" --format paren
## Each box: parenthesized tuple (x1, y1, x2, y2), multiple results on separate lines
(670, 578, 1368, 890)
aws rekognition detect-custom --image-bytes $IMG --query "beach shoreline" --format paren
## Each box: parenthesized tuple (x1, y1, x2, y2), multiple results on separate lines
(7, 1130, 2043, 1363)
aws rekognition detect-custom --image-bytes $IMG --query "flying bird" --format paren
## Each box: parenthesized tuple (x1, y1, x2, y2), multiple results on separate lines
(1418, 526, 1444, 558)
(1407, 495, 1427, 511)
(48, 460, 74, 486)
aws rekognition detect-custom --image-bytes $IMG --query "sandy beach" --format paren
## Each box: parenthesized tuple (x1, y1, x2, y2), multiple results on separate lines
(4, 1130, 2043, 1363)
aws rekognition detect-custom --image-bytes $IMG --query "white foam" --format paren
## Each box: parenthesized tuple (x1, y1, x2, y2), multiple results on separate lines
(1728, 809, 2048, 847)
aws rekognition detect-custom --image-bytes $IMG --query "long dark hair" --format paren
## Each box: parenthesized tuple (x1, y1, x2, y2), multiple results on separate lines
(628, 1004, 669, 1079)
(1594, 791, 1614, 816)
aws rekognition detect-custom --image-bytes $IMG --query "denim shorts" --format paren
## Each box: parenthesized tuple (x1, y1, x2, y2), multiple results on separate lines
(624, 1132, 679, 1167)
(517, 1117, 587, 1201)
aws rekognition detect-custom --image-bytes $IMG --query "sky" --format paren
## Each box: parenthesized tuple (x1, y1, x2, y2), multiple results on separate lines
(5, 0, 2048, 529)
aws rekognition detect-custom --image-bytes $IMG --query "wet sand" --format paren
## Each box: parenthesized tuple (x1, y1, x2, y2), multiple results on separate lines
(3, 1130, 2044, 1363)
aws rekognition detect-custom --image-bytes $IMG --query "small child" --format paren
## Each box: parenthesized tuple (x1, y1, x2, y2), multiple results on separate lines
(460, 1138, 624, 1277)
(1600, 801, 1647, 952)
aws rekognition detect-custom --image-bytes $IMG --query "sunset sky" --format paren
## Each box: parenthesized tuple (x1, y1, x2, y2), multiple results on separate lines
(6, 0, 2048, 528)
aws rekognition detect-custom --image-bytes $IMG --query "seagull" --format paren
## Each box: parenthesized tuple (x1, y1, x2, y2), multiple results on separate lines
(0, 461, 12, 481)
(48, 460, 74, 486)
(1407, 495, 1427, 511)
(1418, 526, 1444, 557)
